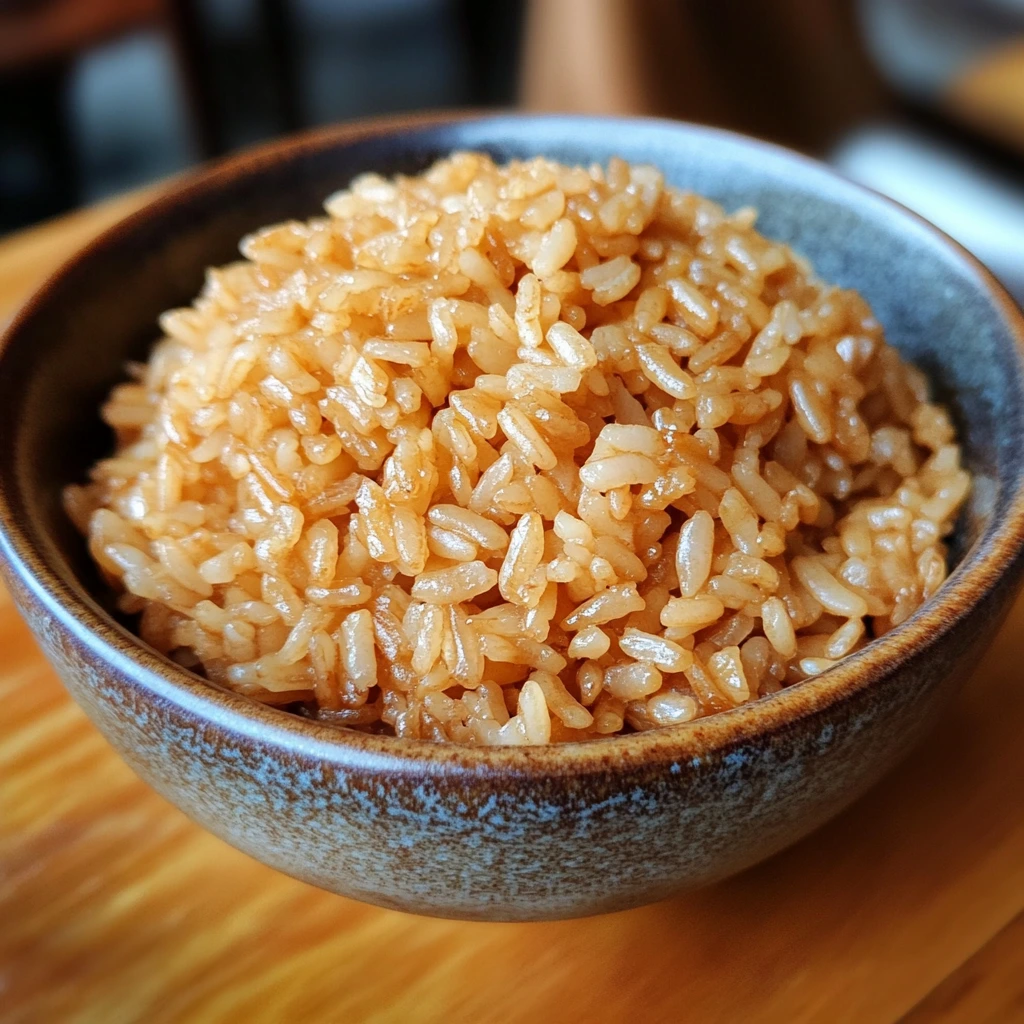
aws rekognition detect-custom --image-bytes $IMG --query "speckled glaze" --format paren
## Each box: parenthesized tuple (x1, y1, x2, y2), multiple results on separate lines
(2, 114, 1024, 922)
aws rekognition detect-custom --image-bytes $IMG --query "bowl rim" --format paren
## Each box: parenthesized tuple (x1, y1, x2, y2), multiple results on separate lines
(2, 110, 1024, 776)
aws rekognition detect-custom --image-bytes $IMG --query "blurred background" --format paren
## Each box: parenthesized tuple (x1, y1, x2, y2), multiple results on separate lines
(1, 0, 1022, 298)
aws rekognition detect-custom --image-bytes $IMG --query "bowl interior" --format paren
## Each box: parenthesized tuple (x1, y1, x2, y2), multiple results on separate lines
(2, 114, 1022, 680)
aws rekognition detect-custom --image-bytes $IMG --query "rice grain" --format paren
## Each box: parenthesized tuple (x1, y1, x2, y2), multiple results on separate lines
(69, 152, 970, 743)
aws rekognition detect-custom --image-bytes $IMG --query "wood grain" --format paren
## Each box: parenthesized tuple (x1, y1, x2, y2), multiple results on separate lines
(2, 195, 1024, 1024)
(903, 912, 1024, 1023)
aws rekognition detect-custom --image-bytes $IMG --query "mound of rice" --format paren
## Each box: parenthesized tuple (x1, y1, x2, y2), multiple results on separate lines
(66, 152, 971, 744)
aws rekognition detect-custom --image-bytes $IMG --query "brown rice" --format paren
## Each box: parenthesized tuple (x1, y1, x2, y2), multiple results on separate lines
(65, 152, 971, 744)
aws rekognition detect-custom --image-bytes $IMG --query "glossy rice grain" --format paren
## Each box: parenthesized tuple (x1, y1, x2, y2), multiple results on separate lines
(65, 152, 971, 744)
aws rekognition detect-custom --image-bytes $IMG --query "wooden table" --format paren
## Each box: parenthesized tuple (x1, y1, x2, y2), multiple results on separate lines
(2, 191, 1023, 1024)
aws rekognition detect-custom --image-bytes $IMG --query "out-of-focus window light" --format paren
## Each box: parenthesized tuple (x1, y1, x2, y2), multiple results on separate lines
(71, 30, 194, 203)
(832, 127, 1024, 301)
(845, 1, 1024, 301)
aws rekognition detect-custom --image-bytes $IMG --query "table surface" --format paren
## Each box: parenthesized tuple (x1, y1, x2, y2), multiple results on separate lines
(1, 188, 1023, 1024)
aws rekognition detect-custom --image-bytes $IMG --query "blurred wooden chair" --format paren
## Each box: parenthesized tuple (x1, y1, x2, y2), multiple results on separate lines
(521, 0, 1024, 160)
(520, 0, 891, 155)
(0, 0, 226, 228)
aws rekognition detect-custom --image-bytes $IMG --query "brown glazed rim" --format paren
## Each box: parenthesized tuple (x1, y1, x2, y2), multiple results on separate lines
(3, 111, 1024, 775)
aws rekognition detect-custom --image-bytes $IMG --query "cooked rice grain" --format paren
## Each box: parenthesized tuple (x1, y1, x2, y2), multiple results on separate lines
(67, 152, 970, 744)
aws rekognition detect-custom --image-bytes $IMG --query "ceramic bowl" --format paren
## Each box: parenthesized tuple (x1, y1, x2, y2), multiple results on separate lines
(2, 114, 1023, 922)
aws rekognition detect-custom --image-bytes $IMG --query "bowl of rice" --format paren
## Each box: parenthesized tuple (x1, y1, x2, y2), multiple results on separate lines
(1, 113, 1023, 921)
